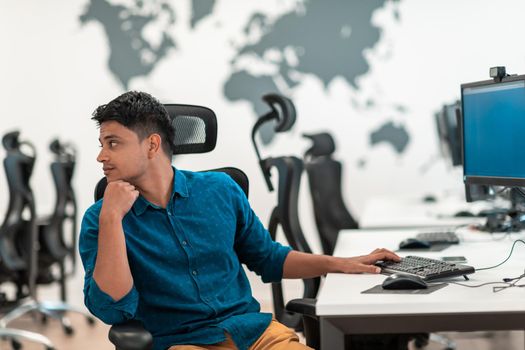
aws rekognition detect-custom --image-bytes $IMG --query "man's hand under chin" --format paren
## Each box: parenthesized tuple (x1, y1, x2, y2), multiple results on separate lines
(100, 180, 139, 220)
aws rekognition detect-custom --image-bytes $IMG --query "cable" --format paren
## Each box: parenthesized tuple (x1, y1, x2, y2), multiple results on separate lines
(494, 274, 525, 292)
(447, 281, 512, 288)
(503, 271, 525, 282)
(447, 272, 525, 292)
(475, 239, 525, 271)
(449, 240, 525, 292)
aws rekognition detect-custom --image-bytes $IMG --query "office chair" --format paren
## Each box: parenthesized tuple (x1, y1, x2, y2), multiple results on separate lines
(302, 132, 358, 255)
(0, 131, 56, 350)
(19, 139, 95, 335)
(251, 94, 320, 331)
(93, 104, 249, 350)
(37, 138, 79, 299)
(0, 132, 94, 344)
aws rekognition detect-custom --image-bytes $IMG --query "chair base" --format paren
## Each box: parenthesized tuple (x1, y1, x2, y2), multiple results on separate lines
(0, 298, 95, 335)
(0, 327, 56, 350)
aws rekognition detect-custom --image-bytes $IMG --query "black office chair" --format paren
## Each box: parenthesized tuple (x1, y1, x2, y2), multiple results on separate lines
(0, 131, 56, 350)
(93, 104, 249, 350)
(302, 132, 358, 255)
(251, 94, 320, 331)
(1, 136, 95, 334)
(38, 138, 79, 296)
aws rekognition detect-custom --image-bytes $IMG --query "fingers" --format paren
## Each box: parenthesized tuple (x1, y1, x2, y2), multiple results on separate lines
(357, 263, 381, 274)
(369, 248, 401, 262)
(101, 181, 140, 219)
(339, 248, 401, 275)
(341, 262, 380, 274)
(106, 180, 136, 193)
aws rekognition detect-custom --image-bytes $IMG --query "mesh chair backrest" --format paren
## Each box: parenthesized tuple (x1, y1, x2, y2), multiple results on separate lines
(46, 152, 77, 264)
(302, 133, 358, 255)
(263, 156, 320, 330)
(1, 131, 37, 272)
(165, 104, 217, 155)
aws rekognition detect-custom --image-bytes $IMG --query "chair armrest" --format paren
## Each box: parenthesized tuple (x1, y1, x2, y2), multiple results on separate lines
(285, 298, 317, 317)
(108, 320, 153, 350)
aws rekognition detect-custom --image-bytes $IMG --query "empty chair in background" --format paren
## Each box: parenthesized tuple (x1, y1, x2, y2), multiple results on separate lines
(1, 130, 56, 350)
(302, 132, 358, 256)
(0, 131, 94, 342)
(37, 139, 78, 300)
(251, 94, 320, 331)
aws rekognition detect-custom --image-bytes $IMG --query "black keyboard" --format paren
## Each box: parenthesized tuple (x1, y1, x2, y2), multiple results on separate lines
(415, 231, 460, 245)
(376, 255, 475, 281)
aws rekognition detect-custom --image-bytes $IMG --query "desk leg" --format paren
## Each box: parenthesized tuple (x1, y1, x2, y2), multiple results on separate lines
(320, 318, 345, 350)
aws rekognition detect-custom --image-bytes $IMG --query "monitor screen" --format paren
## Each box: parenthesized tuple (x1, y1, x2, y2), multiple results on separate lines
(461, 76, 525, 187)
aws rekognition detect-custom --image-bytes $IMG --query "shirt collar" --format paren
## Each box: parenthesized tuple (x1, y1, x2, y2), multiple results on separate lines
(173, 167, 189, 198)
(132, 167, 189, 216)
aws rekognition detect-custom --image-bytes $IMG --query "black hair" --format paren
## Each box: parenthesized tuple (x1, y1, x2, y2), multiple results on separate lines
(91, 91, 175, 157)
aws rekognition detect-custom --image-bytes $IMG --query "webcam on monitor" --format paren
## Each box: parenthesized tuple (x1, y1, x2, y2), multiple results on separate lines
(489, 66, 507, 81)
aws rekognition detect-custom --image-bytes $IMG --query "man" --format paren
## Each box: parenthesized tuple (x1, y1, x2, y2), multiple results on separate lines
(80, 91, 400, 350)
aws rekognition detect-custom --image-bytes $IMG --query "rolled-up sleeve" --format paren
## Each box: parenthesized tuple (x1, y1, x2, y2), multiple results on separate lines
(229, 178, 292, 283)
(79, 204, 139, 324)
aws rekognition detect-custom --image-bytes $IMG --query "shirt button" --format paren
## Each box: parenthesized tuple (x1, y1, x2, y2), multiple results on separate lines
(192, 270, 198, 276)
(182, 241, 187, 246)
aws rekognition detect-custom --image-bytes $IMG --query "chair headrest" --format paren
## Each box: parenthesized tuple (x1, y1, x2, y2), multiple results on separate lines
(2, 131, 21, 151)
(50, 139, 76, 161)
(164, 104, 217, 155)
(262, 94, 296, 133)
(303, 133, 336, 158)
(2, 130, 36, 158)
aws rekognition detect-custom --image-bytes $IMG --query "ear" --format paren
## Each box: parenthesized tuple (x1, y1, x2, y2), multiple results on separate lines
(146, 133, 162, 158)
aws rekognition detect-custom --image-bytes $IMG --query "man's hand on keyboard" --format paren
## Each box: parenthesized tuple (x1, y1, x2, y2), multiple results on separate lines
(336, 248, 401, 274)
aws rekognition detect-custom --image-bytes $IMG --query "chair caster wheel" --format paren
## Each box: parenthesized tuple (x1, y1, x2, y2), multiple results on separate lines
(87, 316, 96, 325)
(63, 325, 74, 335)
(11, 339, 22, 350)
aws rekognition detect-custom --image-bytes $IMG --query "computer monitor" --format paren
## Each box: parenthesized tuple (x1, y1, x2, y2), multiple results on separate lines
(435, 101, 462, 166)
(434, 101, 493, 202)
(461, 75, 525, 187)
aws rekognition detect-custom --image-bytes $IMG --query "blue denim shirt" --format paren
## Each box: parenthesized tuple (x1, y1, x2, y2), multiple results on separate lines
(79, 168, 292, 350)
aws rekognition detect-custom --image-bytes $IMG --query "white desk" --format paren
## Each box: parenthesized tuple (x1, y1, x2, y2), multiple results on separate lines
(359, 195, 492, 229)
(316, 229, 525, 349)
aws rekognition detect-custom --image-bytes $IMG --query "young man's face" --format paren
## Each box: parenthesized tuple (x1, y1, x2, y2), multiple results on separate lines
(97, 121, 150, 183)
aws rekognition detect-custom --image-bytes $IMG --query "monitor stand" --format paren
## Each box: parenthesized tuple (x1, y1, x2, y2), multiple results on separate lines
(477, 189, 525, 232)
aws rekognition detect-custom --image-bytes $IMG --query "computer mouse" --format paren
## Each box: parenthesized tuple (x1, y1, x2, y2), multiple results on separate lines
(453, 210, 475, 217)
(422, 194, 437, 203)
(398, 238, 431, 250)
(382, 273, 428, 290)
